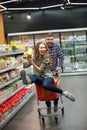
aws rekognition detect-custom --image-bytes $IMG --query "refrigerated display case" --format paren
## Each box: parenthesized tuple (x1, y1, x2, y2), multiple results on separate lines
(34, 32, 60, 46)
(8, 34, 35, 51)
(8, 28, 87, 74)
(61, 30, 87, 73)
(74, 31, 87, 72)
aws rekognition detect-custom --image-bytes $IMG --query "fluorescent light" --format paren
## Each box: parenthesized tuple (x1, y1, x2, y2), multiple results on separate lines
(0, 0, 18, 4)
(0, 5, 7, 12)
(41, 4, 63, 9)
(8, 28, 87, 36)
(7, 7, 39, 10)
(71, 3, 87, 5)
(67, 0, 70, 4)
(61, 6, 65, 10)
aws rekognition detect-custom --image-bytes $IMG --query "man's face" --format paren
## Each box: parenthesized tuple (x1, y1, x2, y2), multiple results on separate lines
(46, 36, 54, 48)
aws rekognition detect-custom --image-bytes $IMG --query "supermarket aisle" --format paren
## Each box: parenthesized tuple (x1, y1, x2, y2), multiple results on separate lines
(1, 75, 87, 130)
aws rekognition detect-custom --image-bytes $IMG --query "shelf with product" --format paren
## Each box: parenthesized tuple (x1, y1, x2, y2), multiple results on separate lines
(7, 34, 35, 51)
(73, 31, 87, 72)
(0, 88, 36, 130)
(61, 30, 87, 73)
(8, 28, 87, 74)
(0, 45, 36, 129)
(34, 32, 60, 46)
(61, 32, 74, 73)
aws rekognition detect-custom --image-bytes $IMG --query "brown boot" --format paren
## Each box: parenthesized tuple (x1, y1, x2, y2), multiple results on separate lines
(47, 107, 51, 114)
(54, 105, 58, 112)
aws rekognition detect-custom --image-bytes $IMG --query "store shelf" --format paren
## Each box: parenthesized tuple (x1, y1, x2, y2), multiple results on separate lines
(0, 51, 23, 57)
(75, 45, 87, 48)
(0, 67, 16, 74)
(62, 71, 87, 76)
(0, 90, 36, 130)
(0, 76, 20, 89)
(0, 85, 25, 104)
(0, 47, 31, 129)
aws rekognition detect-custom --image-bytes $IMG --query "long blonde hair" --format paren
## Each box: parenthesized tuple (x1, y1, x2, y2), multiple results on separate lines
(33, 42, 51, 63)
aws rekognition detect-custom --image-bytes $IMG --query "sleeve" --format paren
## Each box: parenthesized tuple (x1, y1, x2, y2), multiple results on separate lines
(57, 45, 64, 67)
(23, 62, 31, 68)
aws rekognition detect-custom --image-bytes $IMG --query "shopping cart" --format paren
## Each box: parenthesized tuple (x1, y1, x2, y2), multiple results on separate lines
(35, 75, 64, 125)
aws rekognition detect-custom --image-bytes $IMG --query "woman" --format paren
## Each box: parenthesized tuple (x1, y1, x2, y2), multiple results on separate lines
(20, 42, 75, 102)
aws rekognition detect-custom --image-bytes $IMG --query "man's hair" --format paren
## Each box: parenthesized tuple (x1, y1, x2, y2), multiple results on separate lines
(46, 33, 53, 37)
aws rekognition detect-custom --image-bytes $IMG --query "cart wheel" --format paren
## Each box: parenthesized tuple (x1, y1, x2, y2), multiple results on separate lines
(55, 117, 58, 124)
(38, 109, 41, 117)
(62, 107, 64, 116)
(42, 118, 45, 125)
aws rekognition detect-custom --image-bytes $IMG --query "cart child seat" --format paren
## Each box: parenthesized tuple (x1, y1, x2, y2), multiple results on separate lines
(36, 76, 60, 101)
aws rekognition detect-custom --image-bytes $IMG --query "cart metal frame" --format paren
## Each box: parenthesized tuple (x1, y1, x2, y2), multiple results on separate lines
(36, 76, 64, 125)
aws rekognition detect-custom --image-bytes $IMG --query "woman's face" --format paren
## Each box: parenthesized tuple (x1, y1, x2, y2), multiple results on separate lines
(39, 43, 47, 56)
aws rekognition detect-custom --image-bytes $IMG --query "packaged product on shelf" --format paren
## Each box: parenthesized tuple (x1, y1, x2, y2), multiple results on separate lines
(12, 80, 23, 90)
(0, 73, 10, 85)
(0, 91, 3, 100)
(0, 59, 8, 69)
(0, 44, 6, 53)
(0, 106, 5, 121)
(10, 41, 17, 52)
(6, 44, 12, 52)
(9, 69, 19, 79)
(16, 55, 24, 64)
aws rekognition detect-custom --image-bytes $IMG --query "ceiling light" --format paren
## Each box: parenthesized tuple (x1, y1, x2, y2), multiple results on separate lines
(70, 3, 87, 5)
(0, 5, 7, 11)
(61, 5, 65, 10)
(41, 4, 63, 9)
(27, 13, 31, 20)
(0, 0, 18, 4)
(61, 0, 68, 10)
(8, 15, 13, 19)
(7, 7, 39, 10)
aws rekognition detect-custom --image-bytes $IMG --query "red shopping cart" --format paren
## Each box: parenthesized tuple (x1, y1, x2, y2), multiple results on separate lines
(35, 76, 64, 125)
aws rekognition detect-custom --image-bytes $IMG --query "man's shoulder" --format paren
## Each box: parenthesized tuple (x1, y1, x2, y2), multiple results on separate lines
(53, 42, 60, 48)
(53, 41, 60, 46)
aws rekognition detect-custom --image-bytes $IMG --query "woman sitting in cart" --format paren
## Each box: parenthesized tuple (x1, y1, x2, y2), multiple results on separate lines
(20, 42, 75, 102)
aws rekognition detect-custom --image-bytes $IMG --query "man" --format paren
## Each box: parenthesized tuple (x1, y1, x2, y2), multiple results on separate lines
(45, 33, 64, 114)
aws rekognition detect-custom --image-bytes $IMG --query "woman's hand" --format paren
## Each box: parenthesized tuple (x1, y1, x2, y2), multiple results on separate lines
(27, 55, 33, 63)
(28, 58, 33, 64)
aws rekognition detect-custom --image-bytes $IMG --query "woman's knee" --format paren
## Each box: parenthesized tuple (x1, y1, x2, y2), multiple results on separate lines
(42, 82, 48, 89)
(30, 74, 38, 81)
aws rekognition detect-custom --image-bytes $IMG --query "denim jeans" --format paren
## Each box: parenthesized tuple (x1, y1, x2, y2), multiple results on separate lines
(29, 74, 63, 94)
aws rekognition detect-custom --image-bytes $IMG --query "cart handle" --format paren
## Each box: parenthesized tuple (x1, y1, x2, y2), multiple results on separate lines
(53, 70, 61, 84)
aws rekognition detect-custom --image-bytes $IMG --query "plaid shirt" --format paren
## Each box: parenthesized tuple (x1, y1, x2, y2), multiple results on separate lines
(49, 43, 64, 71)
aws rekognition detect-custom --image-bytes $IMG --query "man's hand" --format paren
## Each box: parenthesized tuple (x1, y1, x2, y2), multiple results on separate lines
(56, 67, 62, 72)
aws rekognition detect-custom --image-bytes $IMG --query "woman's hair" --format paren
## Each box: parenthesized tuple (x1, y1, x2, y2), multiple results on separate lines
(33, 42, 51, 63)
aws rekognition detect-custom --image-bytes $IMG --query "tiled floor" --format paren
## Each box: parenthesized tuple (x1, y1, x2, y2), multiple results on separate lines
(1, 75, 87, 130)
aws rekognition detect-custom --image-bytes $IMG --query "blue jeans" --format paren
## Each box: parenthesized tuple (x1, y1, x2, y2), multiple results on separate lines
(29, 74, 63, 94)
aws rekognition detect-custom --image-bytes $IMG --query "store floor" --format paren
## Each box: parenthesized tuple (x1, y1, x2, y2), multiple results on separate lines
(2, 75, 87, 130)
